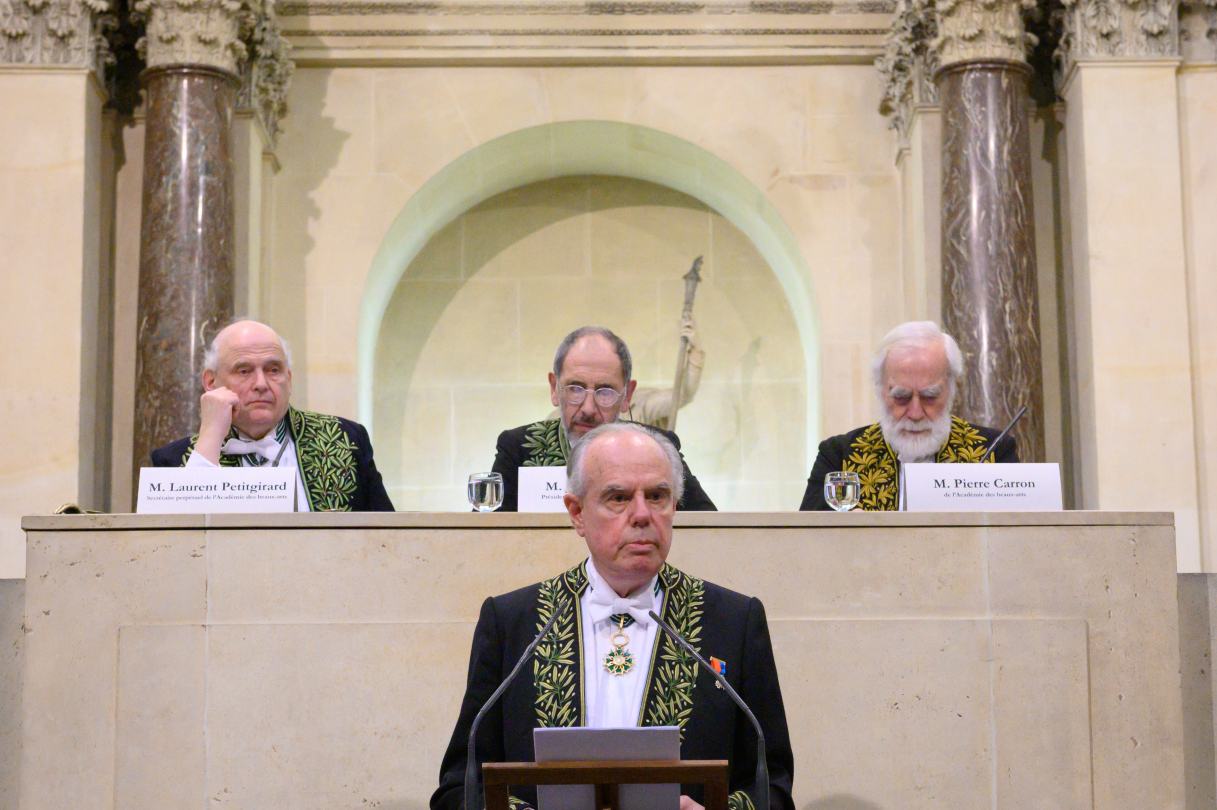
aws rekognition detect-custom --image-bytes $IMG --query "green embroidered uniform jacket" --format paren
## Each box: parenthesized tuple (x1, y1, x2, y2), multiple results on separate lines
(490, 420, 717, 512)
(799, 416, 1019, 511)
(432, 561, 794, 810)
(149, 407, 395, 512)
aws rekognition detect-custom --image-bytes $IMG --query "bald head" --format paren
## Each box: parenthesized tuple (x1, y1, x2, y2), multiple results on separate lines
(563, 422, 681, 597)
(204, 320, 292, 373)
(201, 320, 293, 439)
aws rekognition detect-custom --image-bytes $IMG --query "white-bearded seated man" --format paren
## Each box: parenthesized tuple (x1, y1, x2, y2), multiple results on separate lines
(799, 320, 1019, 511)
(433, 422, 794, 810)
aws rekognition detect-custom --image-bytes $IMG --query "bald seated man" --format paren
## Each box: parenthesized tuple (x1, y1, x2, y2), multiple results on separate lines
(491, 325, 716, 511)
(800, 320, 1018, 511)
(151, 319, 394, 512)
(434, 422, 794, 810)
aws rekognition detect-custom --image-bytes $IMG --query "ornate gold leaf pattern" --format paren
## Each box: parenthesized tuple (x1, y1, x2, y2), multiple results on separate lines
(640, 564, 704, 737)
(533, 562, 587, 728)
(728, 790, 757, 810)
(291, 408, 360, 511)
(843, 417, 996, 511)
(521, 419, 569, 467)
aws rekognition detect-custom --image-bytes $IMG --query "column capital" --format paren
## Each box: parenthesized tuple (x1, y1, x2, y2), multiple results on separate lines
(936, 0, 1038, 69)
(127, 0, 292, 139)
(235, 0, 291, 142)
(877, 0, 940, 144)
(0, 0, 111, 69)
(136, 0, 243, 74)
(1180, 0, 1217, 63)
(1054, 0, 1179, 77)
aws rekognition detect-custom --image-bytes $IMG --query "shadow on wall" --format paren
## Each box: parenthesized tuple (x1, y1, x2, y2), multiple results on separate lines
(271, 70, 353, 404)
(804, 795, 886, 810)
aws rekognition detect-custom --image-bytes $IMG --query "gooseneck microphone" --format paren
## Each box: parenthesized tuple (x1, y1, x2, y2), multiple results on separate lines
(978, 406, 1026, 463)
(465, 604, 566, 810)
(648, 610, 770, 810)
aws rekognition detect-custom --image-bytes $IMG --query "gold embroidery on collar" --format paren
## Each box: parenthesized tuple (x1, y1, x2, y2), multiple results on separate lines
(843, 417, 995, 511)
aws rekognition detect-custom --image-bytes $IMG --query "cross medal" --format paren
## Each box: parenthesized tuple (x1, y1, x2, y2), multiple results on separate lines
(603, 615, 634, 676)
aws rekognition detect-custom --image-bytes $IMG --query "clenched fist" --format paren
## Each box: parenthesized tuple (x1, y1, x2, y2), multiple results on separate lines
(194, 387, 241, 465)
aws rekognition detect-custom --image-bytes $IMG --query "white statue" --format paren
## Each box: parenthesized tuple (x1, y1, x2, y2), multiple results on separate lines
(548, 258, 706, 433)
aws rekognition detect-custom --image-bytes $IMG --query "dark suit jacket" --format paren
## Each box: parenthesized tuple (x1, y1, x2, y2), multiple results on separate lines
(151, 408, 395, 512)
(799, 417, 1019, 510)
(491, 420, 717, 512)
(431, 562, 794, 810)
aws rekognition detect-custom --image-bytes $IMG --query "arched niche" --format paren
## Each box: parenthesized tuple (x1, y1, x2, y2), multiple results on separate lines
(358, 121, 822, 509)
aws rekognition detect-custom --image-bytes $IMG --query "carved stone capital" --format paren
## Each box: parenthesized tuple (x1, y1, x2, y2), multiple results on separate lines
(236, 0, 292, 142)
(0, 0, 111, 67)
(1180, 0, 1217, 62)
(1054, 0, 1178, 77)
(136, 0, 243, 73)
(935, 0, 1037, 68)
(877, 0, 939, 143)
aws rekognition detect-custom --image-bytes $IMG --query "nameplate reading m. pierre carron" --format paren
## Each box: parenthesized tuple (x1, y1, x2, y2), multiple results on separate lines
(904, 463, 1063, 512)
(517, 466, 568, 512)
(137, 467, 296, 513)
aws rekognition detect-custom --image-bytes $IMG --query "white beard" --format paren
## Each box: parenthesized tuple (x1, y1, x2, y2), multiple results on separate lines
(880, 409, 954, 462)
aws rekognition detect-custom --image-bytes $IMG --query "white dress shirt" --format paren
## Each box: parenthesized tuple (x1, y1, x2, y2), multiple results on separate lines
(185, 421, 311, 511)
(580, 558, 665, 728)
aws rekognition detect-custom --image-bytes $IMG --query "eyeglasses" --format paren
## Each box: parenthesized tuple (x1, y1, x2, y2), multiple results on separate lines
(560, 385, 624, 408)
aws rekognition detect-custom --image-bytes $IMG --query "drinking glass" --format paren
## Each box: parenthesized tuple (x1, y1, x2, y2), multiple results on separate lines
(468, 472, 504, 512)
(824, 471, 860, 512)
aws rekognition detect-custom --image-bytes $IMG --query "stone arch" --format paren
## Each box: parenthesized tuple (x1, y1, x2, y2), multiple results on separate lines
(357, 120, 822, 461)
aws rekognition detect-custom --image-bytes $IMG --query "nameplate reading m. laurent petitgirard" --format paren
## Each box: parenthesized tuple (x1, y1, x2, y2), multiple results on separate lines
(137, 467, 296, 513)
(517, 466, 569, 512)
(904, 463, 1063, 512)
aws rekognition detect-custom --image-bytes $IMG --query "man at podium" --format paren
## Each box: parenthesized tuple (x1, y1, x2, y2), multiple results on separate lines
(799, 320, 1019, 511)
(434, 423, 793, 810)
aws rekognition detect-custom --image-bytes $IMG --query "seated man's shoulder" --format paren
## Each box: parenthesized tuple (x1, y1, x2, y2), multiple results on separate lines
(627, 421, 683, 450)
(819, 422, 881, 452)
(290, 409, 374, 443)
(150, 435, 195, 466)
(498, 419, 552, 444)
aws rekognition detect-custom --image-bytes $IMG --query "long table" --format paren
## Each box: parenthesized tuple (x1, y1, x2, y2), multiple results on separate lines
(17, 511, 1183, 810)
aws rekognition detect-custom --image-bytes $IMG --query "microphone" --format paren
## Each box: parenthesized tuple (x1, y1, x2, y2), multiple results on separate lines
(464, 603, 566, 810)
(648, 610, 769, 810)
(978, 406, 1026, 463)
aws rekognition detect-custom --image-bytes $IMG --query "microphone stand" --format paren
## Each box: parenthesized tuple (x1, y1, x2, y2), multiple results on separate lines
(978, 406, 1026, 463)
(648, 610, 769, 810)
(465, 606, 565, 810)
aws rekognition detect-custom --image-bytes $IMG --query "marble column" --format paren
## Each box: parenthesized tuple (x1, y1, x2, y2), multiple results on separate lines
(934, 0, 1045, 461)
(131, 0, 243, 474)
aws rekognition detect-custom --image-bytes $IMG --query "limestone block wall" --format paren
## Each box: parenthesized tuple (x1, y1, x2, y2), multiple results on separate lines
(373, 175, 807, 511)
(0, 69, 108, 577)
(273, 64, 904, 511)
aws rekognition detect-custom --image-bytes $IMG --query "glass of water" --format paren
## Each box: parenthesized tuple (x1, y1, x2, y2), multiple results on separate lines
(468, 472, 504, 512)
(824, 471, 860, 512)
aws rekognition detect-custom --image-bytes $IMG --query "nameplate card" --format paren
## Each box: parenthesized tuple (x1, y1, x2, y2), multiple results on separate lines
(904, 463, 1063, 512)
(517, 466, 569, 512)
(137, 467, 296, 513)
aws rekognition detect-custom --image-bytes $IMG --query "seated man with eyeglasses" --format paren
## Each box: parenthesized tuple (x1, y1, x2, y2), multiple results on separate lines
(490, 326, 717, 512)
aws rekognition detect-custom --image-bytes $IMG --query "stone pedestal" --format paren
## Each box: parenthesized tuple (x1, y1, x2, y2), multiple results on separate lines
(15, 511, 1187, 810)
(132, 65, 237, 473)
(938, 61, 1045, 461)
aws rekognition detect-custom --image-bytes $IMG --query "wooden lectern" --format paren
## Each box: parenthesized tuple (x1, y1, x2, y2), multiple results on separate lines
(483, 760, 729, 810)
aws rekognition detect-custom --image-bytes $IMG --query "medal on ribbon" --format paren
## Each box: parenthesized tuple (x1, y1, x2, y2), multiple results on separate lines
(603, 615, 634, 676)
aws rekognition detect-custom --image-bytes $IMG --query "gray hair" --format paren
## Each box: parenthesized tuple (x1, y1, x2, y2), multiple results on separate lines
(553, 326, 632, 384)
(566, 422, 685, 504)
(203, 318, 293, 373)
(871, 321, 963, 393)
